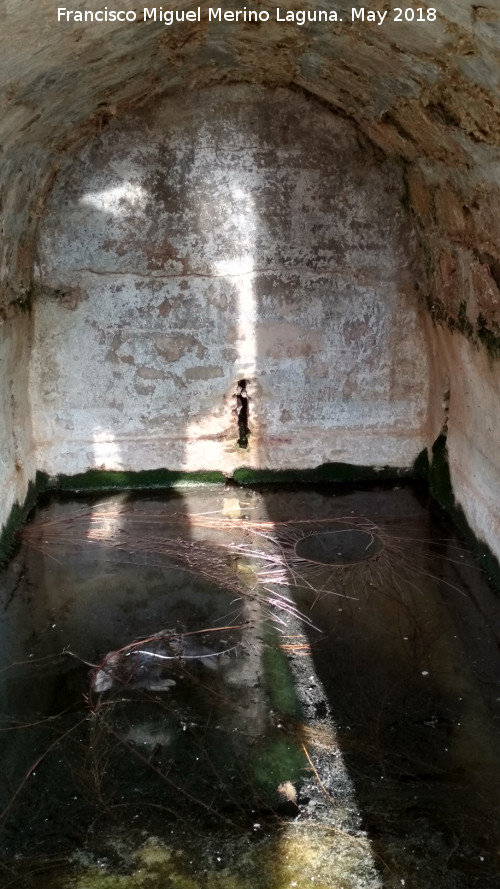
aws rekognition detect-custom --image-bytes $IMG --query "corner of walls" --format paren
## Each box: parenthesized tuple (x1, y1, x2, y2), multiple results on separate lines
(425, 316, 500, 589)
(0, 307, 37, 563)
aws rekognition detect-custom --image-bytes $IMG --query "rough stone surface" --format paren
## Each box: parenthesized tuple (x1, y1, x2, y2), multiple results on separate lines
(0, 0, 498, 324)
(32, 86, 428, 475)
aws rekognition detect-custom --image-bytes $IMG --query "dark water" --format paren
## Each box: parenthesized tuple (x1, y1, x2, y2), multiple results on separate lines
(1, 483, 500, 888)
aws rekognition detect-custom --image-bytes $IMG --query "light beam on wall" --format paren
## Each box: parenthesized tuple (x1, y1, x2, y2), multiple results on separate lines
(80, 183, 147, 217)
(92, 429, 123, 470)
(220, 184, 258, 379)
(183, 180, 258, 469)
(215, 254, 257, 378)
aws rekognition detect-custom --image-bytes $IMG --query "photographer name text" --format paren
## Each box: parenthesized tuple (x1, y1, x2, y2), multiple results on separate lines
(57, 7, 439, 27)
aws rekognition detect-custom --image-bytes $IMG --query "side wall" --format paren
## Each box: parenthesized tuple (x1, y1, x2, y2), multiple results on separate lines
(408, 161, 500, 571)
(0, 311, 35, 539)
(32, 85, 429, 476)
(426, 321, 500, 567)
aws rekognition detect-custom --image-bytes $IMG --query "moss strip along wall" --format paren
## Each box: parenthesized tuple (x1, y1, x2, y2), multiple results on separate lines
(0, 464, 408, 565)
(2, 451, 499, 596)
(0, 458, 423, 563)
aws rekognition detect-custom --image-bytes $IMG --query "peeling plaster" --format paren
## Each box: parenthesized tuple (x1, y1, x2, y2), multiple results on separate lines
(32, 85, 428, 477)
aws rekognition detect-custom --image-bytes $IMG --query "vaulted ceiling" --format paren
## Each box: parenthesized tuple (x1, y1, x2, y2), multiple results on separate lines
(1, 1, 500, 345)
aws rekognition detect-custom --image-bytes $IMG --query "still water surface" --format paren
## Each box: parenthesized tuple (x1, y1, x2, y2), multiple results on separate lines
(1, 483, 500, 888)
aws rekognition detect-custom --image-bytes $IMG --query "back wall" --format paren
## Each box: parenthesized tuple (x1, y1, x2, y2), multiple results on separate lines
(32, 84, 429, 475)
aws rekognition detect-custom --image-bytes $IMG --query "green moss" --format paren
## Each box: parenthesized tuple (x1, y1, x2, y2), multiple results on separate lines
(0, 458, 428, 568)
(231, 462, 409, 486)
(253, 735, 306, 795)
(3, 448, 498, 595)
(429, 434, 454, 513)
(471, 531, 500, 593)
(412, 447, 430, 479)
(46, 468, 226, 493)
(0, 469, 226, 567)
(445, 499, 500, 594)
(262, 644, 301, 718)
(0, 476, 41, 566)
(429, 433, 500, 594)
(250, 629, 305, 793)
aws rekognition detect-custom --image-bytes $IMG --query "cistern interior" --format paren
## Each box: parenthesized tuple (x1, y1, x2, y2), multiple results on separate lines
(1, 2, 500, 887)
(2, 2, 500, 562)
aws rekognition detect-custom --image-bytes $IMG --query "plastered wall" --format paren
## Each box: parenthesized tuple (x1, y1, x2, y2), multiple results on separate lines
(426, 321, 500, 565)
(0, 314, 35, 532)
(32, 85, 429, 476)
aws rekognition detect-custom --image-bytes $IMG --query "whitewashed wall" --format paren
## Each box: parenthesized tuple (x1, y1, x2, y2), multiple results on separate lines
(32, 85, 429, 477)
(426, 322, 500, 566)
(0, 313, 35, 533)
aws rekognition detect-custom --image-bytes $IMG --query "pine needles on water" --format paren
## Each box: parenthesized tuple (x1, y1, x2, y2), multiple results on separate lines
(1, 493, 483, 869)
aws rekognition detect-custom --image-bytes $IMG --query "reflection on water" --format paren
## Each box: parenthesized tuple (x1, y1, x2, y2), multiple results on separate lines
(1, 484, 500, 888)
